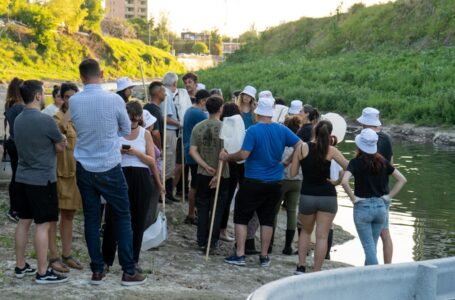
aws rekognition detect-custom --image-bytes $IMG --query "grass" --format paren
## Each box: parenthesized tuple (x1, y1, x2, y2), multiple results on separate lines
(199, 0, 455, 126)
(0, 30, 184, 82)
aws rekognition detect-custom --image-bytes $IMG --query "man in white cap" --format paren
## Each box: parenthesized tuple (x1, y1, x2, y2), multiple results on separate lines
(357, 107, 394, 264)
(221, 91, 302, 267)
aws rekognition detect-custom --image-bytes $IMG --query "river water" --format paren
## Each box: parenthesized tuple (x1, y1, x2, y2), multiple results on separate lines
(331, 136, 455, 266)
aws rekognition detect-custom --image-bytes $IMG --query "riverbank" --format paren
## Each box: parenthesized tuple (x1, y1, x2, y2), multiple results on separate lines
(0, 187, 353, 299)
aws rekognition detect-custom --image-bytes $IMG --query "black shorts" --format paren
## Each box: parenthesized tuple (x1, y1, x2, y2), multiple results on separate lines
(189, 164, 199, 189)
(16, 182, 59, 224)
(176, 137, 183, 164)
(234, 179, 282, 227)
(299, 195, 338, 215)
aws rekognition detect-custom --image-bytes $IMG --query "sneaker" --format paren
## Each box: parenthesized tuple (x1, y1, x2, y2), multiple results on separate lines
(91, 271, 106, 285)
(259, 255, 271, 267)
(35, 268, 68, 284)
(224, 255, 246, 266)
(7, 211, 19, 223)
(121, 271, 147, 286)
(294, 265, 306, 275)
(15, 263, 36, 278)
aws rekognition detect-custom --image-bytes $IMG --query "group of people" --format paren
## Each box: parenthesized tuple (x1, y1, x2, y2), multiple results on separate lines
(3, 58, 407, 286)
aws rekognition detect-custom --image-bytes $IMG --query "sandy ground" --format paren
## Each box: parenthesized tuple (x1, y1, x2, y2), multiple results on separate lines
(0, 185, 353, 300)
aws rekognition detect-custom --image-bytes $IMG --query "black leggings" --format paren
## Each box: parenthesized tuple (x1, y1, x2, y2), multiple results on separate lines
(220, 162, 244, 230)
(102, 167, 155, 264)
(4, 139, 18, 213)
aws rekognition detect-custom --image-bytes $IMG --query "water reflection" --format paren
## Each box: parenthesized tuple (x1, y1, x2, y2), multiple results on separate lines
(333, 138, 455, 265)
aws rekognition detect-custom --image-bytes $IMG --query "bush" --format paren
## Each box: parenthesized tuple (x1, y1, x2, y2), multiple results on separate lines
(192, 41, 208, 54)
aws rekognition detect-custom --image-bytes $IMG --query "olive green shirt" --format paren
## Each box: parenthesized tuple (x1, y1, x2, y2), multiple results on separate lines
(190, 119, 229, 178)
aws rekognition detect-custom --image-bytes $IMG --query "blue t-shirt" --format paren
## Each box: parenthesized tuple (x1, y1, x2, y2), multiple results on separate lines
(183, 106, 207, 164)
(242, 112, 254, 129)
(242, 123, 300, 181)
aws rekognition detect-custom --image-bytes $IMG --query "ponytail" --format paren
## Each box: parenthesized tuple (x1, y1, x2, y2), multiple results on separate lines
(313, 120, 332, 167)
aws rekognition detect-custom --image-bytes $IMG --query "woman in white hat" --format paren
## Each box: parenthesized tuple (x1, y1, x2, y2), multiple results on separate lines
(341, 128, 407, 265)
(116, 77, 135, 103)
(236, 85, 257, 129)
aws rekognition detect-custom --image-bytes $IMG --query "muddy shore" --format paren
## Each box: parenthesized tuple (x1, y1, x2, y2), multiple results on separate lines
(0, 187, 353, 300)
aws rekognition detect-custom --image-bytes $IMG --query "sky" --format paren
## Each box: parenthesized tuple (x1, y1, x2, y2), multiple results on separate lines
(150, 0, 392, 37)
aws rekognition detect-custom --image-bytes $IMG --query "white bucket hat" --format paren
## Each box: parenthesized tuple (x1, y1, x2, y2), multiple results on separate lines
(357, 107, 381, 127)
(116, 77, 135, 92)
(288, 100, 303, 115)
(355, 128, 378, 154)
(197, 83, 206, 91)
(254, 91, 275, 117)
(219, 115, 246, 154)
(240, 85, 257, 100)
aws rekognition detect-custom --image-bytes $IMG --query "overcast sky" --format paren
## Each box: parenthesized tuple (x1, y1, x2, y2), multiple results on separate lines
(150, 0, 392, 36)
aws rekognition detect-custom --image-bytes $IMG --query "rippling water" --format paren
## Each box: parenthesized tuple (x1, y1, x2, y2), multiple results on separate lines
(331, 137, 455, 266)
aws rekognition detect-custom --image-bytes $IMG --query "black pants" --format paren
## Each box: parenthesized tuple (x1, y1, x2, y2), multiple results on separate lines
(4, 139, 18, 213)
(220, 162, 244, 230)
(196, 175, 229, 247)
(102, 167, 155, 264)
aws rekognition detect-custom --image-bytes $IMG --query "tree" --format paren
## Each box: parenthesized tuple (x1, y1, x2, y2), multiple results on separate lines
(209, 29, 223, 56)
(0, 0, 10, 16)
(13, 3, 57, 48)
(153, 38, 171, 52)
(101, 18, 136, 39)
(128, 17, 155, 45)
(239, 23, 258, 44)
(81, 0, 103, 32)
(46, 0, 87, 33)
(192, 41, 208, 54)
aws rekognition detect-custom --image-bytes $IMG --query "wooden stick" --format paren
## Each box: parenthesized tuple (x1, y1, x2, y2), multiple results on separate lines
(139, 63, 148, 101)
(205, 160, 224, 261)
(181, 129, 185, 204)
(161, 88, 168, 213)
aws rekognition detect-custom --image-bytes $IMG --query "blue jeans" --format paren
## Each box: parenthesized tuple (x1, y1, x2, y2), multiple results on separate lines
(354, 197, 386, 265)
(76, 163, 135, 274)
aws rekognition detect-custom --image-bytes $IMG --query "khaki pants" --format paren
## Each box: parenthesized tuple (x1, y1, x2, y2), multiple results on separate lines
(164, 129, 177, 180)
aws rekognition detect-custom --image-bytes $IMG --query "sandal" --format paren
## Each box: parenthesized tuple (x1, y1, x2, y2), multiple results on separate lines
(49, 257, 70, 273)
(62, 255, 83, 270)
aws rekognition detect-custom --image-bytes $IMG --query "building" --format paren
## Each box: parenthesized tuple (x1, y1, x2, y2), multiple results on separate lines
(181, 31, 209, 42)
(222, 42, 241, 55)
(104, 0, 152, 20)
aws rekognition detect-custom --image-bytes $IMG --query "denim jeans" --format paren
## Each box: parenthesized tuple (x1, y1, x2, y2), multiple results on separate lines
(76, 163, 135, 274)
(353, 197, 386, 265)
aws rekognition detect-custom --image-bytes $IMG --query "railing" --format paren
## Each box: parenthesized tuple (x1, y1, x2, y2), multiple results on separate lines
(247, 257, 455, 300)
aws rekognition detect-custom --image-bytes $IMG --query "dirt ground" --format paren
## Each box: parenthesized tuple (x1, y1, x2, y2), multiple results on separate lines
(0, 186, 353, 300)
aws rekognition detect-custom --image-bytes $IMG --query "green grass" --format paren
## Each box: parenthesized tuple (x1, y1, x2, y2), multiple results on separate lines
(199, 0, 455, 126)
(0, 31, 184, 81)
(199, 48, 455, 126)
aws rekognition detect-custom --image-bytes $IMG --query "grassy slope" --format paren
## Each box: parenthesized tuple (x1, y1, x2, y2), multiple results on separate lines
(0, 26, 184, 81)
(199, 0, 455, 125)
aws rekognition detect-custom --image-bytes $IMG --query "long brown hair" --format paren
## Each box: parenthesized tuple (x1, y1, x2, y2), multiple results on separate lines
(5, 77, 24, 108)
(312, 120, 332, 166)
(356, 149, 386, 174)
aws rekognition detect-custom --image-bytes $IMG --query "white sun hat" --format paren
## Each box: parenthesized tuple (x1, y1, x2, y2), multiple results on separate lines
(197, 83, 206, 91)
(240, 85, 257, 100)
(116, 77, 135, 92)
(357, 107, 382, 127)
(220, 114, 246, 154)
(288, 100, 303, 115)
(254, 91, 275, 117)
(355, 128, 379, 154)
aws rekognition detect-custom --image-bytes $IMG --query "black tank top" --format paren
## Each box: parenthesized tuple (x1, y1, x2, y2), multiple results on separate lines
(300, 142, 336, 196)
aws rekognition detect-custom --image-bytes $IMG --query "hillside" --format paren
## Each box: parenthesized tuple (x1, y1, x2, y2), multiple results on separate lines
(199, 0, 455, 125)
(0, 22, 185, 82)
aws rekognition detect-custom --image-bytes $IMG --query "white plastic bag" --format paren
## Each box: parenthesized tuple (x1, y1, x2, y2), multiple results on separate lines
(141, 211, 168, 251)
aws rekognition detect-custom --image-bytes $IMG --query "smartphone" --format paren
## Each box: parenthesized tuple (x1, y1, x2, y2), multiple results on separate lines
(122, 144, 131, 150)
